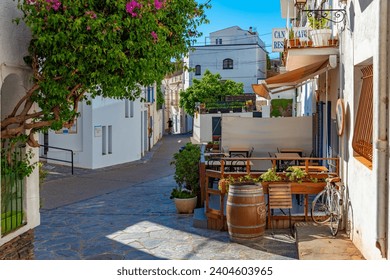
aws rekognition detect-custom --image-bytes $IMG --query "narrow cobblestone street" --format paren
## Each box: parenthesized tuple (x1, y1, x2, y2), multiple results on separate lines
(35, 134, 298, 260)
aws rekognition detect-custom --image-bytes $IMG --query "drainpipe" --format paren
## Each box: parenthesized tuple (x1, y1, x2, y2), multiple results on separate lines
(375, 0, 389, 259)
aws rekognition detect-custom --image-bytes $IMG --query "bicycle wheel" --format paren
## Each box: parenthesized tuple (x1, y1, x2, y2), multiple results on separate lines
(311, 190, 331, 224)
(329, 191, 341, 236)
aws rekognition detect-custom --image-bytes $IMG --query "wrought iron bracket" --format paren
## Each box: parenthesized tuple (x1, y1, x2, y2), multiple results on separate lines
(303, 9, 347, 25)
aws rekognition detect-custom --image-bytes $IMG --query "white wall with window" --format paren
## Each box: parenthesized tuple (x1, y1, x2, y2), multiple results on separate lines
(47, 96, 144, 169)
(187, 26, 267, 94)
(338, 0, 389, 259)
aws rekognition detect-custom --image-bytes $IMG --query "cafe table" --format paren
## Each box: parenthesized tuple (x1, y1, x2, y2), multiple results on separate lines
(228, 147, 251, 157)
(274, 152, 301, 170)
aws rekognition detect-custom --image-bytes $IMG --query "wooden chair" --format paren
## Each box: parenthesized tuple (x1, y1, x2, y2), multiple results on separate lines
(267, 183, 293, 236)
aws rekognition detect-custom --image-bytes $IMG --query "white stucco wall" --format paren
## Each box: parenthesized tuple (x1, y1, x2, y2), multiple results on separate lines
(340, 0, 384, 259)
(0, 0, 40, 244)
(188, 26, 267, 94)
(48, 97, 144, 169)
(193, 112, 254, 143)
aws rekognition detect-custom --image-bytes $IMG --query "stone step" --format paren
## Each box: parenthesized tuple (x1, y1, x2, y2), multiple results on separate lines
(193, 207, 207, 229)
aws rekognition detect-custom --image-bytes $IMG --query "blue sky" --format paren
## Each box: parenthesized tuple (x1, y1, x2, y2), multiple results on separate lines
(196, 0, 287, 58)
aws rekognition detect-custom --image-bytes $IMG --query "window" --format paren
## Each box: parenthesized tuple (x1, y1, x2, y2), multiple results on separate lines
(102, 126, 107, 155)
(130, 100, 134, 118)
(147, 86, 154, 103)
(125, 100, 129, 118)
(215, 38, 222, 45)
(352, 64, 373, 165)
(108, 125, 112, 154)
(195, 65, 201, 76)
(223, 58, 233, 69)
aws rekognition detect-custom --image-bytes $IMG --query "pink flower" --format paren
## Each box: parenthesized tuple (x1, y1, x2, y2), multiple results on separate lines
(151, 31, 158, 43)
(154, 0, 165, 10)
(85, 11, 97, 19)
(126, 1, 142, 17)
(45, 0, 61, 11)
(86, 26, 91, 31)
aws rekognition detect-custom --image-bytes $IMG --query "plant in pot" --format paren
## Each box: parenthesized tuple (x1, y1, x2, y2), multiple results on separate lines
(288, 28, 299, 48)
(307, 14, 331, 47)
(285, 166, 307, 183)
(259, 168, 282, 182)
(170, 143, 201, 214)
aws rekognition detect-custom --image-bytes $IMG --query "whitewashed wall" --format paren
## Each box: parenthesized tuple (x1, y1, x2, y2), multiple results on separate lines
(0, 0, 40, 244)
(188, 26, 267, 94)
(193, 112, 253, 143)
(48, 98, 143, 169)
(340, 0, 386, 259)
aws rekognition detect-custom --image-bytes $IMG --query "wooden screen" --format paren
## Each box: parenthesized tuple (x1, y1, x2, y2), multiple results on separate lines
(352, 64, 373, 162)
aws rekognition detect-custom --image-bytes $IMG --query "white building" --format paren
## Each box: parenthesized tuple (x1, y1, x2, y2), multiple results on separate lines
(185, 26, 268, 94)
(274, 0, 389, 259)
(162, 69, 192, 134)
(0, 0, 40, 259)
(43, 86, 162, 169)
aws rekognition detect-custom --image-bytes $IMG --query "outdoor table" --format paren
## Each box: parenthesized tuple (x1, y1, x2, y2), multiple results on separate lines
(228, 147, 251, 157)
(291, 165, 329, 172)
(274, 152, 301, 170)
(206, 159, 253, 172)
(279, 148, 304, 156)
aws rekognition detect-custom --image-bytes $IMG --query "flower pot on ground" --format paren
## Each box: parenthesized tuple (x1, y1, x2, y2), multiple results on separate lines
(170, 143, 201, 213)
(172, 195, 197, 214)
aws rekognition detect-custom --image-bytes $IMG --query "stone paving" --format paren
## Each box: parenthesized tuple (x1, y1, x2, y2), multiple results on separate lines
(34, 134, 298, 260)
(34, 175, 298, 260)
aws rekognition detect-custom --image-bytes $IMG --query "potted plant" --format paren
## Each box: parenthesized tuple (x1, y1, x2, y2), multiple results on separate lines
(259, 168, 282, 182)
(307, 14, 331, 47)
(170, 143, 201, 214)
(288, 28, 299, 48)
(285, 166, 307, 183)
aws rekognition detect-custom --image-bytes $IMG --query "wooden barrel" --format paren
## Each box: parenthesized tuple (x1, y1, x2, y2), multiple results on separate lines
(226, 182, 266, 240)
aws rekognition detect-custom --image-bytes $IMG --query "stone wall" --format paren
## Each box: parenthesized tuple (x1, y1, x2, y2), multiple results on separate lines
(0, 230, 35, 260)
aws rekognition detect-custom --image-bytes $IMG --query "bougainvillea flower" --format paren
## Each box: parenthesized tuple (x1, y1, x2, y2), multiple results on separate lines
(46, 0, 61, 11)
(126, 1, 142, 17)
(154, 0, 165, 10)
(151, 31, 158, 42)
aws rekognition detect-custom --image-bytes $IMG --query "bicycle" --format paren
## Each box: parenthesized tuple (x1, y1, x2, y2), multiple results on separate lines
(311, 177, 343, 236)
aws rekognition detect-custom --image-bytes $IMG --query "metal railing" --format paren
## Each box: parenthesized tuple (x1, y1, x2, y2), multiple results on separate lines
(1, 146, 26, 236)
(39, 145, 74, 175)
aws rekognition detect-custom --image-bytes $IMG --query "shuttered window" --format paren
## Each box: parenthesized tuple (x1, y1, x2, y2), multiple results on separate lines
(352, 64, 373, 163)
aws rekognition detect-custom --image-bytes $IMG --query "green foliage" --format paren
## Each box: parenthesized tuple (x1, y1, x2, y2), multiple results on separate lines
(307, 15, 328, 29)
(170, 143, 201, 198)
(179, 70, 244, 116)
(260, 168, 282, 182)
(1, 143, 36, 180)
(156, 84, 164, 109)
(170, 187, 196, 199)
(285, 166, 307, 183)
(4, 0, 209, 143)
(271, 98, 293, 117)
(218, 174, 260, 193)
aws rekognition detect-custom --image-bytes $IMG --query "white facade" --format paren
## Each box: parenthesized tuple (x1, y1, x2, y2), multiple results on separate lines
(44, 86, 162, 169)
(186, 26, 267, 93)
(0, 0, 40, 244)
(278, 0, 390, 259)
(162, 70, 191, 134)
(338, 0, 389, 260)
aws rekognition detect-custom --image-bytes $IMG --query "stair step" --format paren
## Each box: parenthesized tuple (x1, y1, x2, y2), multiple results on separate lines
(193, 207, 207, 229)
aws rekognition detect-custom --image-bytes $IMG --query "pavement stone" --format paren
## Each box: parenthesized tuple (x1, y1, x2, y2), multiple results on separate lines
(35, 134, 363, 260)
